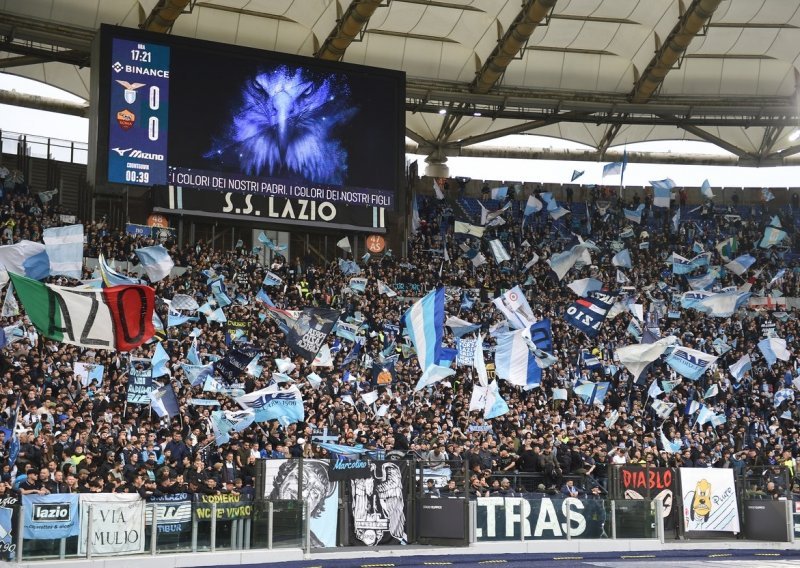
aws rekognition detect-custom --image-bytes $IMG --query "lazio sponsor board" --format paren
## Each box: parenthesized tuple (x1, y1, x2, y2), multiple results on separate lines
(23, 494, 80, 539)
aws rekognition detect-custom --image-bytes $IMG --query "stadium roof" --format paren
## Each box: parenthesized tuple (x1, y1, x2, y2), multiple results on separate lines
(2, 0, 800, 168)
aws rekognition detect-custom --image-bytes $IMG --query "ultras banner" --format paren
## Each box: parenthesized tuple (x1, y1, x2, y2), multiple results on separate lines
(475, 497, 606, 540)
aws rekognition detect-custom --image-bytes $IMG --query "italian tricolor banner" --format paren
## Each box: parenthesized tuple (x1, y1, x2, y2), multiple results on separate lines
(9, 273, 156, 351)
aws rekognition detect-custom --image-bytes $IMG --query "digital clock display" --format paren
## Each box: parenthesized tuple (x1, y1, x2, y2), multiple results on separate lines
(106, 38, 170, 186)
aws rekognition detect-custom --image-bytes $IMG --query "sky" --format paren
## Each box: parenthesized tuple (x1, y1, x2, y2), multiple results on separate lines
(3, 71, 800, 188)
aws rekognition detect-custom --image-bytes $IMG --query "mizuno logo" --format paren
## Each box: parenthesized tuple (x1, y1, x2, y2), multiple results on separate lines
(112, 147, 132, 156)
(112, 147, 164, 161)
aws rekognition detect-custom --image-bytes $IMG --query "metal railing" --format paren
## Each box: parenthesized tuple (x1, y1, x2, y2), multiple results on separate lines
(0, 129, 88, 166)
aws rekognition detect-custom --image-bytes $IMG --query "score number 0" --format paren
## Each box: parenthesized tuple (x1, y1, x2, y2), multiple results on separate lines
(147, 86, 160, 141)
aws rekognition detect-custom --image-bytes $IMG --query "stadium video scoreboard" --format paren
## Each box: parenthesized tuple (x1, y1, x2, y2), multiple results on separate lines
(89, 25, 405, 232)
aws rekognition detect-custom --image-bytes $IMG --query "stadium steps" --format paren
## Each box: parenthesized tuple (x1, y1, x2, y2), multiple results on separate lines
(58, 162, 84, 213)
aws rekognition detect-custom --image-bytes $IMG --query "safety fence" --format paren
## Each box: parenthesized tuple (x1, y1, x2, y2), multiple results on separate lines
(2, 459, 799, 562)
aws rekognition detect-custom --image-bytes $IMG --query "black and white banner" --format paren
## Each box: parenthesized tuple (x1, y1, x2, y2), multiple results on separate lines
(475, 497, 606, 540)
(155, 186, 388, 232)
(78, 494, 145, 556)
(349, 461, 407, 546)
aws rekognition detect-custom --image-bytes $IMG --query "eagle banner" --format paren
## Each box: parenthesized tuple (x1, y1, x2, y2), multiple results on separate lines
(268, 307, 340, 361)
(348, 461, 408, 546)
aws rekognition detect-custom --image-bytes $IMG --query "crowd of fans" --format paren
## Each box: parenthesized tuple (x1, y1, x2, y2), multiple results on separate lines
(0, 179, 799, 504)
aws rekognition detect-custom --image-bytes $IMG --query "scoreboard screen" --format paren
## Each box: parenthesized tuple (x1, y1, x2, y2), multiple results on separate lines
(90, 25, 404, 232)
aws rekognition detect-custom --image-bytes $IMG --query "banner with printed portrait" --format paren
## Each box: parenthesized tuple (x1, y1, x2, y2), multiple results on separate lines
(349, 460, 408, 546)
(680, 467, 740, 533)
(261, 459, 338, 548)
(78, 494, 145, 556)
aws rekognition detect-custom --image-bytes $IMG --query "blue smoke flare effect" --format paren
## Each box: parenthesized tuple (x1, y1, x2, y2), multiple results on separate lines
(206, 66, 356, 184)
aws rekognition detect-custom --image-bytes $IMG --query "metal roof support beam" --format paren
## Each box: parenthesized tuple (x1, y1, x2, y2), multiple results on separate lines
(315, 0, 385, 61)
(671, 119, 754, 159)
(470, 0, 557, 94)
(141, 0, 193, 33)
(597, 123, 622, 158)
(0, 89, 87, 117)
(631, 0, 723, 103)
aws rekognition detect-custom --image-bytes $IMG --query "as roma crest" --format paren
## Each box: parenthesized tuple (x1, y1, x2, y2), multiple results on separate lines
(116, 109, 135, 130)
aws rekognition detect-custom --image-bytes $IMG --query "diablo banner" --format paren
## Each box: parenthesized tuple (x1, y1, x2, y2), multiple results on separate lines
(475, 497, 606, 540)
(614, 466, 676, 530)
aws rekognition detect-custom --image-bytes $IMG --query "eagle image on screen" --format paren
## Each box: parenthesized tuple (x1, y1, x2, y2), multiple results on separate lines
(205, 65, 357, 185)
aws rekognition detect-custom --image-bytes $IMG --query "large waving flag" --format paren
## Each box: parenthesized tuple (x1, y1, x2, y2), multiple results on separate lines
(574, 381, 610, 406)
(672, 254, 694, 275)
(492, 285, 536, 330)
(616, 336, 677, 380)
(524, 195, 543, 216)
(612, 249, 632, 269)
(564, 291, 614, 338)
(495, 328, 541, 388)
(0, 240, 50, 280)
(694, 290, 751, 317)
(151, 342, 171, 377)
(484, 381, 510, 419)
(149, 383, 179, 419)
(728, 354, 752, 381)
(268, 306, 340, 361)
(135, 245, 174, 282)
(602, 161, 623, 178)
(236, 384, 304, 423)
(700, 179, 714, 200)
(414, 364, 456, 391)
(403, 287, 445, 372)
(760, 216, 788, 248)
(715, 236, 737, 261)
(210, 409, 256, 445)
(181, 363, 214, 387)
(548, 243, 592, 281)
(454, 221, 485, 238)
(623, 204, 645, 224)
(567, 278, 603, 297)
(665, 346, 718, 381)
(758, 337, 791, 367)
(725, 254, 756, 276)
(43, 224, 84, 279)
(98, 254, 140, 286)
(661, 428, 683, 454)
(490, 186, 508, 201)
(650, 179, 675, 207)
(445, 316, 481, 338)
(488, 239, 511, 263)
(9, 272, 155, 351)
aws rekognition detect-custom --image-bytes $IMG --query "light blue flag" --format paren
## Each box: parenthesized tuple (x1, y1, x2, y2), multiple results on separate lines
(552, 388, 568, 401)
(571, 170, 585, 182)
(414, 364, 456, 391)
(491, 186, 508, 201)
(43, 224, 84, 279)
(338, 258, 361, 275)
(759, 337, 790, 367)
(187, 339, 201, 366)
(0, 240, 50, 280)
(660, 428, 682, 454)
(690, 252, 712, 269)
(623, 204, 645, 224)
(262, 271, 283, 286)
(602, 161, 622, 177)
(696, 404, 715, 426)
(484, 381, 509, 419)
(167, 309, 193, 327)
(135, 244, 174, 282)
(686, 272, 718, 290)
(316, 442, 371, 457)
(728, 354, 751, 381)
(210, 409, 256, 445)
(208, 308, 227, 323)
(540, 192, 559, 211)
(349, 277, 368, 293)
(494, 328, 542, 388)
(98, 254, 140, 286)
(403, 287, 445, 372)
(0, 507, 11, 545)
(214, 290, 233, 308)
(701, 179, 714, 200)
(725, 254, 756, 276)
(256, 288, 275, 307)
(672, 254, 694, 274)
(612, 249, 632, 269)
(665, 346, 717, 381)
(524, 195, 543, 216)
(693, 241, 704, 254)
(774, 388, 794, 408)
(151, 342, 171, 378)
(361, 252, 371, 263)
(258, 232, 287, 252)
(650, 179, 674, 207)
(181, 363, 214, 387)
(235, 385, 304, 423)
(760, 216, 788, 248)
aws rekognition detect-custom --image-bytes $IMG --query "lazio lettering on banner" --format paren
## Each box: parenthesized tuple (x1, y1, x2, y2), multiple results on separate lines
(9, 273, 155, 351)
(564, 291, 614, 338)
